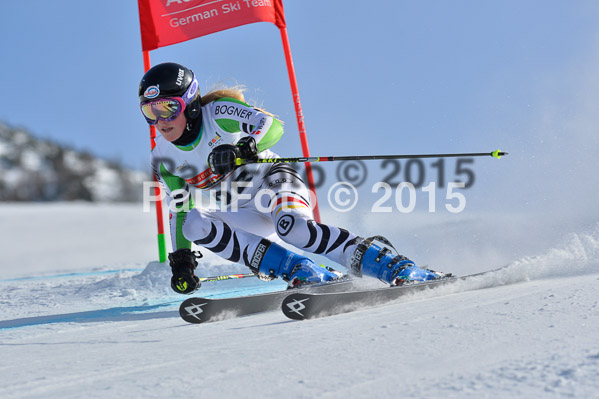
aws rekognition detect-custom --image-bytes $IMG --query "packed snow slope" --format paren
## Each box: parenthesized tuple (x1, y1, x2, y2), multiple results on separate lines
(1, 203, 598, 398)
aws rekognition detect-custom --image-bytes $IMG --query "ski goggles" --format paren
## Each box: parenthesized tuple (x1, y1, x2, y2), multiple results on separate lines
(140, 76, 199, 125)
(140, 97, 186, 125)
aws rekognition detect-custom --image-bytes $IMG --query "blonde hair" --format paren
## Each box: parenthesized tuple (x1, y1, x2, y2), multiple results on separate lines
(200, 84, 278, 119)
(200, 85, 246, 105)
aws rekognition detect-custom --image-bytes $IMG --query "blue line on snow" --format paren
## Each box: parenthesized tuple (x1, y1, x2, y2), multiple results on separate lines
(0, 302, 179, 330)
(0, 268, 145, 283)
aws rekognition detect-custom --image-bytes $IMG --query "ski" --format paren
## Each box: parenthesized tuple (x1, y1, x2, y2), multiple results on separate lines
(179, 277, 354, 324)
(281, 271, 495, 320)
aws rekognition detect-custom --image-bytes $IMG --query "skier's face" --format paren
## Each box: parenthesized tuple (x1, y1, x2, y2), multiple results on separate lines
(155, 112, 187, 142)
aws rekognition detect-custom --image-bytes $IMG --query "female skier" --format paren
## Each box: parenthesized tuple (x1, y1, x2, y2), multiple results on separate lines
(139, 62, 443, 294)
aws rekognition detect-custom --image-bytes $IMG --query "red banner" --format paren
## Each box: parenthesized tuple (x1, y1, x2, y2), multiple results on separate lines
(138, 0, 286, 51)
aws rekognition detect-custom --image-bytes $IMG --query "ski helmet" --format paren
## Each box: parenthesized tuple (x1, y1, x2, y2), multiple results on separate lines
(138, 62, 201, 119)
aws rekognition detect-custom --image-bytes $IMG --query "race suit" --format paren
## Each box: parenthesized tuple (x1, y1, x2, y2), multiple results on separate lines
(151, 97, 359, 272)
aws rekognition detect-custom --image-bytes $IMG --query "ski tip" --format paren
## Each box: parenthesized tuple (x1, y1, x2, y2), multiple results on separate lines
(179, 298, 211, 324)
(282, 293, 312, 321)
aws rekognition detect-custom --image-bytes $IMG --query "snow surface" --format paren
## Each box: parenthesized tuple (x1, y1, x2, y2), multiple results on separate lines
(1, 203, 598, 398)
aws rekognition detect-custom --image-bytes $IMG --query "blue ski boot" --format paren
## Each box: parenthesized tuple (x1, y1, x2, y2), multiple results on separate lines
(350, 236, 445, 286)
(250, 240, 342, 288)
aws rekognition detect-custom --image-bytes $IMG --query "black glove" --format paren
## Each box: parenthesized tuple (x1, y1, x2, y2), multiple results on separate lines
(236, 136, 258, 160)
(208, 136, 258, 175)
(168, 249, 202, 294)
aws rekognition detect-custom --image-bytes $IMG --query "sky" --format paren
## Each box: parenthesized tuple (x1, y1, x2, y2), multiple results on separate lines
(1, 0, 599, 219)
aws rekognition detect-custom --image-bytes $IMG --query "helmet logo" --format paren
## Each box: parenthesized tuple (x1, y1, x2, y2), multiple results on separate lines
(144, 85, 160, 99)
(186, 80, 198, 100)
(176, 68, 185, 86)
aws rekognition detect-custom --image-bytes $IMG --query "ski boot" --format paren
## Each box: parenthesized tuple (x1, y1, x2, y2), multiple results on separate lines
(250, 240, 342, 288)
(350, 236, 445, 286)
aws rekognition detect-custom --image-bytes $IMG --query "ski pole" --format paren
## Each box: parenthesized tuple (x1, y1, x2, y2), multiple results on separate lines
(235, 149, 507, 166)
(198, 273, 257, 283)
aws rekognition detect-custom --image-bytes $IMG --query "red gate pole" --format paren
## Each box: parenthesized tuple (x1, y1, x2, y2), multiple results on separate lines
(278, 26, 321, 222)
(142, 50, 167, 262)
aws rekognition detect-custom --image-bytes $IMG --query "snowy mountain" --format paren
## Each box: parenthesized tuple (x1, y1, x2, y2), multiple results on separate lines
(0, 203, 598, 398)
(0, 122, 150, 202)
